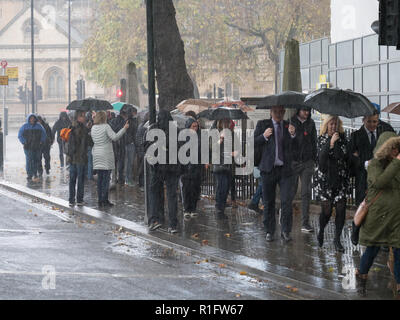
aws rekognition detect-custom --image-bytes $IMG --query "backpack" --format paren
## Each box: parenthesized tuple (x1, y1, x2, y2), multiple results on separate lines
(60, 128, 72, 142)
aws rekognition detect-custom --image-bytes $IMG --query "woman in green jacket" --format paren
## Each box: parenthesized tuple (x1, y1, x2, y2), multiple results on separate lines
(357, 132, 400, 298)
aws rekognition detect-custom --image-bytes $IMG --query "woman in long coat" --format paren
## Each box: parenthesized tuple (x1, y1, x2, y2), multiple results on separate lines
(313, 115, 351, 252)
(91, 111, 128, 207)
(357, 132, 400, 298)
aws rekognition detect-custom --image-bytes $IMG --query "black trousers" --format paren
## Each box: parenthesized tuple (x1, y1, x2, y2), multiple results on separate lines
(261, 167, 295, 235)
(38, 145, 51, 174)
(181, 172, 201, 212)
(355, 169, 368, 206)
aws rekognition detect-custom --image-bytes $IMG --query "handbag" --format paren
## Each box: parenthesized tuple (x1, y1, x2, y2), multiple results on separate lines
(353, 191, 382, 227)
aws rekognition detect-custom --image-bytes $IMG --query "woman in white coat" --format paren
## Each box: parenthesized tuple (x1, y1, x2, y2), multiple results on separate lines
(91, 111, 129, 207)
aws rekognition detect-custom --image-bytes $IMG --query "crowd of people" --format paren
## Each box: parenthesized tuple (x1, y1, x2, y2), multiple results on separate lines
(17, 102, 400, 298)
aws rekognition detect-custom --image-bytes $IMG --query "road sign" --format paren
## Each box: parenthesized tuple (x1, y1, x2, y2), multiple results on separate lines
(0, 60, 8, 69)
(0, 76, 8, 86)
(5, 67, 18, 81)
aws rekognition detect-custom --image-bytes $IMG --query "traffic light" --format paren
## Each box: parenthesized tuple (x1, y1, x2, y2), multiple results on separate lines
(36, 85, 42, 101)
(118, 78, 127, 102)
(76, 80, 83, 100)
(217, 87, 224, 99)
(116, 89, 123, 98)
(17, 86, 25, 102)
(376, 0, 400, 49)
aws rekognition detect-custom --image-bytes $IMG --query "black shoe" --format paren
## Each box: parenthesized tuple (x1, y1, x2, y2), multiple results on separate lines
(351, 221, 360, 246)
(104, 200, 114, 207)
(248, 202, 262, 214)
(334, 239, 345, 253)
(317, 229, 324, 247)
(281, 232, 292, 242)
(98, 201, 104, 208)
(46, 169, 50, 175)
(266, 233, 274, 242)
(216, 210, 228, 219)
(168, 227, 178, 234)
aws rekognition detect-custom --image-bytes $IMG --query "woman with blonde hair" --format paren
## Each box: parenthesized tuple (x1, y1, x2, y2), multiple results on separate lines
(356, 132, 400, 298)
(313, 115, 351, 252)
(91, 110, 129, 207)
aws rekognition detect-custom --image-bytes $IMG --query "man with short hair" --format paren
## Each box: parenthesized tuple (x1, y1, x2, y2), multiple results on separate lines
(254, 106, 296, 242)
(290, 107, 318, 233)
(349, 105, 394, 245)
(18, 114, 47, 181)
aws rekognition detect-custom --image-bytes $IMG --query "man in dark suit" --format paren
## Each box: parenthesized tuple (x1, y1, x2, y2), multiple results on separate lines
(254, 106, 296, 242)
(349, 107, 394, 245)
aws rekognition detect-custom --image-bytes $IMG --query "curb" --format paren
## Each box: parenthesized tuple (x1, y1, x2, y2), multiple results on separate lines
(0, 179, 350, 300)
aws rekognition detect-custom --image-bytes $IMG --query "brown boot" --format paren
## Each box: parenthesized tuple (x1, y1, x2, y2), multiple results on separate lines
(356, 271, 368, 297)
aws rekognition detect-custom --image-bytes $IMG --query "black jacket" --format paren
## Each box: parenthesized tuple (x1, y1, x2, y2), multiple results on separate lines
(254, 119, 295, 176)
(68, 122, 93, 165)
(52, 112, 72, 144)
(349, 120, 395, 173)
(290, 115, 317, 163)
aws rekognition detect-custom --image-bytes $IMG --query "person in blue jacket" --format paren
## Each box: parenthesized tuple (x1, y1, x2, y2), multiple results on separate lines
(18, 113, 47, 181)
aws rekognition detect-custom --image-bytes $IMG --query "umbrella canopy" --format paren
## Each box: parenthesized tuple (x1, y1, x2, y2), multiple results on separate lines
(241, 91, 306, 109)
(382, 102, 400, 115)
(198, 107, 248, 120)
(176, 99, 215, 115)
(304, 88, 376, 118)
(112, 102, 125, 111)
(211, 100, 254, 112)
(67, 98, 113, 112)
(143, 111, 191, 130)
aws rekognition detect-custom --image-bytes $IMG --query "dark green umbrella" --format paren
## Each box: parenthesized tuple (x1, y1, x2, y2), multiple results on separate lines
(67, 98, 113, 112)
(304, 88, 376, 118)
(198, 107, 248, 120)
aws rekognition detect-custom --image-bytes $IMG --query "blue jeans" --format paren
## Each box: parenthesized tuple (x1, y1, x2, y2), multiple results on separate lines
(87, 146, 93, 179)
(251, 179, 263, 205)
(69, 164, 86, 203)
(24, 149, 40, 178)
(360, 246, 400, 284)
(97, 170, 111, 202)
(125, 143, 135, 184)
(214, 171, 232, 212)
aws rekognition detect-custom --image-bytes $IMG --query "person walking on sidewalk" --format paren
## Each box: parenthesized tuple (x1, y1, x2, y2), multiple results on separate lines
(52, 111, 71, 168)
(212, 119, 240, 219)
(37, 115, 54, 176)
(254, 106, 297, 243)
(290, 107, 318, 233)
(18, 113, 47, 182)
(356, 132, 400, 298)
(91, 111, 128, 208)
(349, 106, 394, 246)
(314, 115, 351, 252)
(181, 117, 202, 219)
(67, 111, 93, 207)
(147, 110, 181, 233)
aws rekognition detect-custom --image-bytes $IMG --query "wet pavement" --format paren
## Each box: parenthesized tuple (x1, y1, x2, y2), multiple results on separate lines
(1, 127, 397, 300)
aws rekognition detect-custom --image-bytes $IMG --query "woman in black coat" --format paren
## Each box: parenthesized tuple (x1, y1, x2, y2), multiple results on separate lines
(313, 115, 351, 252)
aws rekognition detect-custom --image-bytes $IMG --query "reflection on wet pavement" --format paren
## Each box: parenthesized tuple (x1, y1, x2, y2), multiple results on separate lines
(1, 129, 396, 299)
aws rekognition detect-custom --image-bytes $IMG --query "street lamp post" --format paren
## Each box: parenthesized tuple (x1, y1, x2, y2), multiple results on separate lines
(31, 0, 35, 113)
(68, 0, 71, 105)
(146, 0, 155, 125)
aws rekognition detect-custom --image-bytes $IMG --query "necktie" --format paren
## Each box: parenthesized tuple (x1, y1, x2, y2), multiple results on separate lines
(276, 122, 283, 161)
(370, 131, 376, 150)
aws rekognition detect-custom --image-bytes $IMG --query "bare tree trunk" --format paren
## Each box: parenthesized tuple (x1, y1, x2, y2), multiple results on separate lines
(153, 0, 194, 111)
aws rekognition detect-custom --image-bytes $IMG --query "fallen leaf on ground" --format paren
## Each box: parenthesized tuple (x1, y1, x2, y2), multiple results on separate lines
(286, 285, 292, 289)
(236, 294, 241, 298)
(191, 233, 200, 239)
(224, 233, 231, 238)
(219, 264, 226, 268)
(328, 267, 334, 273)
(201, 239, 209, 246)
(290, 287, 298, 293)
(240, 271, 248, 276)
(28, 209, 32, 213)
(90, 220, 96, 224)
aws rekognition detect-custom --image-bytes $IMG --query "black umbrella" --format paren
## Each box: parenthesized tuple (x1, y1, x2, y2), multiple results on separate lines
(241, 91, 307, 109)
(304, 88, 376, 118)
(67, 98, 113, 112)
(197, 107, 248, 120)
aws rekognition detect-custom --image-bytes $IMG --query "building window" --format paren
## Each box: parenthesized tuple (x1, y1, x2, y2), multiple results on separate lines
(22, 19, 41, 42)
(47, 70, 64, 99)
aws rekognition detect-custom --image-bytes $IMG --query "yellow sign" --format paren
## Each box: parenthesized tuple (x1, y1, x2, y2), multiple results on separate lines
(6, 67, 18, 80)
(0, 76, 8, 85)
(319, 74, 327, 83)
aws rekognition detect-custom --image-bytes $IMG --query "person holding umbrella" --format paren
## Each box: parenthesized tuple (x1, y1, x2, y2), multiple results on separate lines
(67, 111, 93, 207)
(313, 115, 351, 252)
(254, 105, 297, 242)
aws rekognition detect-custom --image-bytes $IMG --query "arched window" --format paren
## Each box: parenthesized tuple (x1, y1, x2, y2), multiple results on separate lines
(22, 19, 40, 43)
(46, 68, 64, 99)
